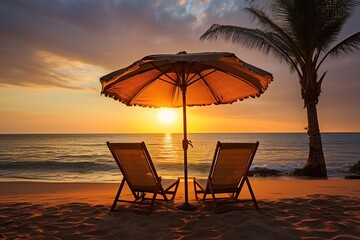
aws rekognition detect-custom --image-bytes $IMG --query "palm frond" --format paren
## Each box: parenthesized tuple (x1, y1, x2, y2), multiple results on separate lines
(244, 6, 305, 65)
(200, 24, 302, 76)
(200, 0, 359, 88)
(328, 32, 360, 56)
(316, 32, 360, 70)
(314, 0, 358, 51)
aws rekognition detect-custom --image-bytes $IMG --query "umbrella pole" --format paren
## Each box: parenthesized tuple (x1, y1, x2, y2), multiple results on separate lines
(182, 88, 189, 205)
(177, 87, 197, 211)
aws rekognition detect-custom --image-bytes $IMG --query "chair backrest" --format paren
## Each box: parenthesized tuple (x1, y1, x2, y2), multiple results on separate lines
(107, 142, 160, 191)
(208, 141, 259, 190)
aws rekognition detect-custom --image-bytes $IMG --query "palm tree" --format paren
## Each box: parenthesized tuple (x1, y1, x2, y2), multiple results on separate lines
(200, 0, 360, 178)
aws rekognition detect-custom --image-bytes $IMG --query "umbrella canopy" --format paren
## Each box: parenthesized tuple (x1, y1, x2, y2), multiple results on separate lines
(100, 51, 273, 210)
(100, 52, 272, 107)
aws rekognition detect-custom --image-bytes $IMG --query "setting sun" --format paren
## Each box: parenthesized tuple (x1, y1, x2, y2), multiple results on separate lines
(157, 109, 177, 125)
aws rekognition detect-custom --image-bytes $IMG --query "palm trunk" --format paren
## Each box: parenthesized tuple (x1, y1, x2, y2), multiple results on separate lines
(302, 101, 327, 178)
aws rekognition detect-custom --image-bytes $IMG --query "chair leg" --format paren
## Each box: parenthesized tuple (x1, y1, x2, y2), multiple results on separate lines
(161, 190, 168, 201)
(202, 192, 207, 201)
(170, 179, 180, 201)
(234, 177, 246, 200)
(233, 177, 259, 211)
(245, 177, 259, 210)
(208, 181, 219, 213)
(111, 178, 125, 211)
(161, 179, 179, 201)
(194, 178, 204, 200)
(194, 178, 207, 201)
(148, 192, 158, 214)
(193, 179, 198, 200)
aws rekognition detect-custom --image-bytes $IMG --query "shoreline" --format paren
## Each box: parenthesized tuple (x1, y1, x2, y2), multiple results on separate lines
(1, 178, 359, 202)
(0, 173, 357, 183)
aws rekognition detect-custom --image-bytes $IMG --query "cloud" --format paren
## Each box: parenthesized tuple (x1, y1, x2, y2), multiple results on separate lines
(0, 0, 359, 91)
(0, 0, 251, 89)
(154, 0, 242, 27)
(0, 39, 105, 89)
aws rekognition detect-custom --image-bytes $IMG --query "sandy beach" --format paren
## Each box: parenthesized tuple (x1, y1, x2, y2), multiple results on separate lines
(0, 179, 359, 239)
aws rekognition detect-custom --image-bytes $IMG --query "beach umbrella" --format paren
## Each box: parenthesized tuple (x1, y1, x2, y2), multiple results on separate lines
(100, 51, 273, 210)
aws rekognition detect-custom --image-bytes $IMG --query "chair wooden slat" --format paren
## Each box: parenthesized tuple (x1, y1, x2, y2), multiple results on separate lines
(194, 141, 259, 213)
(107, 141, 180, 214)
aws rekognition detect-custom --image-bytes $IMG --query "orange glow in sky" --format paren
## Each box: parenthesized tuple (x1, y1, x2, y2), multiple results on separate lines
(0, 1, 359, 133)
(157, 109, 177, 125)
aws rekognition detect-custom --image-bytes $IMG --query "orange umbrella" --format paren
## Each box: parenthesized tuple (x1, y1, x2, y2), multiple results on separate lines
(100, 51, 273, 210)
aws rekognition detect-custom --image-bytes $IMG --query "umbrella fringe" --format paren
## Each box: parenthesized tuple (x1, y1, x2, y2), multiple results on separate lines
(103, 92, 271, 108)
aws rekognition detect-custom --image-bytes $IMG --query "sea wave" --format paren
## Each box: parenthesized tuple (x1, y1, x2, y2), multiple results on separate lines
(0, 161, 116, 172)
(1, 133, 359, 181)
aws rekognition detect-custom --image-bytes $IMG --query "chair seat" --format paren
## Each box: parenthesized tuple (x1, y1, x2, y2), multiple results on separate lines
(194, 178, 238, 193)
(195, 179, 207, 190)
(161, 179, 180, 191)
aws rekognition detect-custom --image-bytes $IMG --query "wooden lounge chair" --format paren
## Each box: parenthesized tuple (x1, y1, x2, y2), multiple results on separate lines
(107, 142, 180, 214)
(194, 141, 259, 213)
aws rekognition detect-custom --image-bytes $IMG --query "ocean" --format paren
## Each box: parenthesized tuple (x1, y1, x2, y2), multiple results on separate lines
(0, 133, 359, 182)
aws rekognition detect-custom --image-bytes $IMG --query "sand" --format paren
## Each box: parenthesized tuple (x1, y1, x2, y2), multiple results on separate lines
(0, 179, 359, 239)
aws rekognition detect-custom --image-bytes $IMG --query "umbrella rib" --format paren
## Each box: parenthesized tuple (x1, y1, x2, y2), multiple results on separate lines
(185, 64, 206, 85)
(223, 70, 261, 91)
(158, 77, 177, 85)
(187, 69, 217, 87)
(184, 62, 194, 84)
(102, 62, 176, 91)
(126, 63, 180, 105)
(173, 63, 182, 87)
(127, 70, 171, 105)
(197, 72, 222, 104)
(211, 65, 262, 91)
(191, 66, 262, 92)
(150, 62, 178, 85)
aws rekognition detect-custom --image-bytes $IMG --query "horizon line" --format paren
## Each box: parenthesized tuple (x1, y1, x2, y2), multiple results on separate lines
(1, 131, 359, 135)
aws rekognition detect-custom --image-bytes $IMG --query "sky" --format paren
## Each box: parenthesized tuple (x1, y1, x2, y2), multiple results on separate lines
(0, 0, 359, 134)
